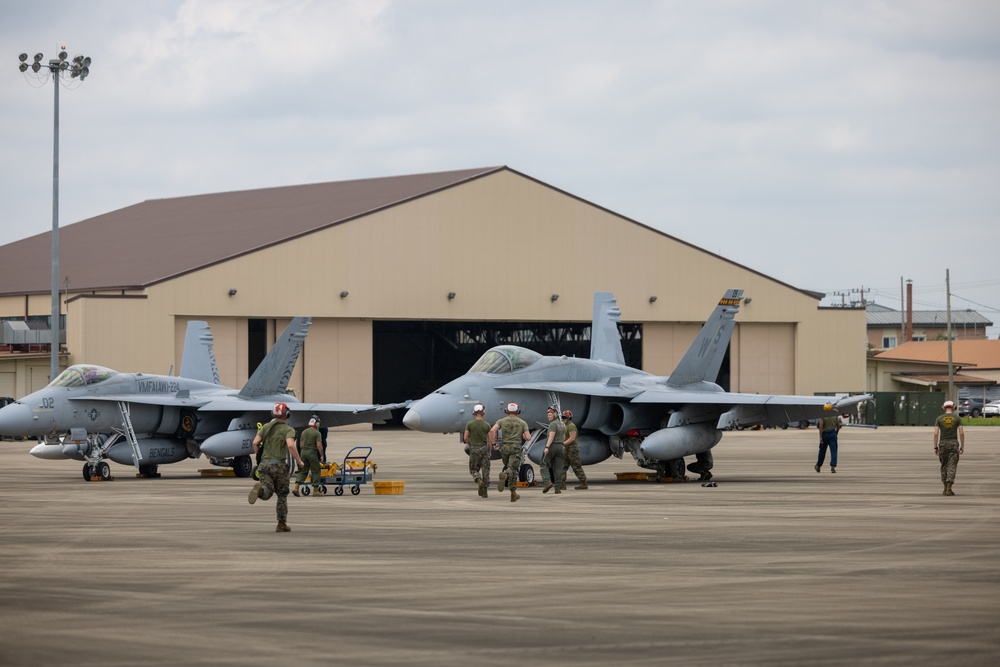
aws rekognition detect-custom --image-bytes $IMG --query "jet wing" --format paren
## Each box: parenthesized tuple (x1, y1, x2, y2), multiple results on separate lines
(196, 399, 410, 427)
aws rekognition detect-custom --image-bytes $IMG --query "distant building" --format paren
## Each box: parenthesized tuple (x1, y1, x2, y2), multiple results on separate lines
(867, 302, 993, 351)
(868, 340, 1000, 394)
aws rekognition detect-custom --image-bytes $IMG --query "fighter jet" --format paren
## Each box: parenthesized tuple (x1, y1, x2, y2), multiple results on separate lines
(0, 318, 403, 480)
(402, 291, 869, 481)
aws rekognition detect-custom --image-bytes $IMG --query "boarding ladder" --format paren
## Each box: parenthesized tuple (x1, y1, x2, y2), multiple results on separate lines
(117, 401, 143, 469)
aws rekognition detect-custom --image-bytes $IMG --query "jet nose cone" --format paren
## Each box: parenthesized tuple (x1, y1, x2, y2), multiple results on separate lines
(402, 409, 421, 430)
(0, 401, 34, 437)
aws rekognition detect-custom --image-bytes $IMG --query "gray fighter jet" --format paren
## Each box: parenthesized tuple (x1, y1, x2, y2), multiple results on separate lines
(403, 291, 869, 481)
(0, 318, 402, 480)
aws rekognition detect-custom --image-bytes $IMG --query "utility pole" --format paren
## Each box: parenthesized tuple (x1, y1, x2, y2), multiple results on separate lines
(946, 269, 954, 402)
(17, 49, 92, 381)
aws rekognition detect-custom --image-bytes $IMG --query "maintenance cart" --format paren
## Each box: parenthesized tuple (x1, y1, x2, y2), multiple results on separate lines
(301, 445, 374, 496)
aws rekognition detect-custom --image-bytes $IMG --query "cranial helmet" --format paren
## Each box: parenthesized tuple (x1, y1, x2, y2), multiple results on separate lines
(309, 415, 321, 427)
(561, 410, 573, 419)
(272, 402, 290, 418)
(506, 402, 519, 414)
(473, 403, 485, 414)
(942, 400, 956, 410)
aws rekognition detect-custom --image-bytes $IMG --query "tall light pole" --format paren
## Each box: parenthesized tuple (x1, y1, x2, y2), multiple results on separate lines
(18, 49, 92, 381)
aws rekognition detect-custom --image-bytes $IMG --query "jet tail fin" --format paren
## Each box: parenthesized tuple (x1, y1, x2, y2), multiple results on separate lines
(666, 289, 744, 387)
(238, 317, 311, 398)
(179, 321, 221, 384)
(590, 292, 626, 366)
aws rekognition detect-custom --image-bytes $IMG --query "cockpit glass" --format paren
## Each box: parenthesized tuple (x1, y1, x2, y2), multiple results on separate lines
(49, 365, 116, 388)
(469, 346, 541, 374)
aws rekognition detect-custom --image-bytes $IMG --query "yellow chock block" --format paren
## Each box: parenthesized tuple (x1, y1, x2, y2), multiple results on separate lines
(199, 468, 236, 477)
(373, 480, 404, 495)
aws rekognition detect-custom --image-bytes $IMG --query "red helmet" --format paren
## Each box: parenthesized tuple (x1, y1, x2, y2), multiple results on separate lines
(272, 402, 290, 418)
(308, 415, 321, 428)
(561, 410, 573, 419)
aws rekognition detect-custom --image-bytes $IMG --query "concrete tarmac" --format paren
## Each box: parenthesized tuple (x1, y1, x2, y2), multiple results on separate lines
(0, 426, 997, 666)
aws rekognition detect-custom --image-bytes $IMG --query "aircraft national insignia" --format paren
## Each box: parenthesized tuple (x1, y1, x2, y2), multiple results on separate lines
(86, 408, 100, 422)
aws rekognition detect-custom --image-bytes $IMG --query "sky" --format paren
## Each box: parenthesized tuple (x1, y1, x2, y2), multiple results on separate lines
(2, 0, 998, 335)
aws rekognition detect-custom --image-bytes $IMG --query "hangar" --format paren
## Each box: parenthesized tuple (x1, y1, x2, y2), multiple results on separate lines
(0, 166, 866, 415)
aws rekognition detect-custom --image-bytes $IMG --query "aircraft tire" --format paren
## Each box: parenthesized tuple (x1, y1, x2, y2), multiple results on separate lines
(232, 455, 253, 478)
(518, 464, 535, 484)
(82, 463, 92, 481)
(96, 461, 111, 481)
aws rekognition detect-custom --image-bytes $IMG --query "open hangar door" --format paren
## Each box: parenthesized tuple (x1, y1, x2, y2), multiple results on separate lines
(372, 320, 643, 426)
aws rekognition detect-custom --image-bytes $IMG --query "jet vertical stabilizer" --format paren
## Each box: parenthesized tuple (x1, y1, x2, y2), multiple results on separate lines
(238, 317, 311, 398)
(665, 289, 743, 387)
(590, 292, 626, 365)
(179, 321, 221, 384)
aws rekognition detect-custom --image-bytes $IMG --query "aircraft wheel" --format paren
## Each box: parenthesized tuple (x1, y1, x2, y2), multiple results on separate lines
(232, 455, 253, 478)
(334, 486, 344, 496)
(301, 486, 311, 496)
(96, 461, 112, 480)
(780, 423, 788, 430)
(351, 485, 361, 496)
(82, 463, 93, 481)
(518, 464, 535, 484)
(318, 485, 327, 495)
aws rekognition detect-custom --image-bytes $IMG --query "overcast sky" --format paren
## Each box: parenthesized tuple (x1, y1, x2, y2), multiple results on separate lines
(2, 0, 997, 334)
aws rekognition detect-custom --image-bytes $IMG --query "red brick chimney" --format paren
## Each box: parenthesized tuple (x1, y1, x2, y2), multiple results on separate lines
(905, 280, 913, 343)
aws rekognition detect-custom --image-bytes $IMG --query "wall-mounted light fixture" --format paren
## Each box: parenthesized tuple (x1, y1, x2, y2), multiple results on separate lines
(340, 291, 349, 298)
(228, 288, 237, 297)
(649, 295, 657, 303)
(448, 291, 456, 300)
(550, 293, 559, 302)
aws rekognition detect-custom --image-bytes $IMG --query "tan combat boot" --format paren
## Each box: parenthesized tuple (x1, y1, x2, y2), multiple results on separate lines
(275, 521, 291, 532)
(292, 483, 301, 497)
(510, 488, 520, 503)
(248, 482, 263, 504)
(575, 481, 589, 490)
(477, 478, 486, 498)
(498, 471, 507, 493)
(945, 482, 955, 496)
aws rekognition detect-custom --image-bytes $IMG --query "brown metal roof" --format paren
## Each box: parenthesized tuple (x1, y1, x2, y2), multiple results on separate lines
(875, 340, 1000, 370)
(0, 166, 503, 295)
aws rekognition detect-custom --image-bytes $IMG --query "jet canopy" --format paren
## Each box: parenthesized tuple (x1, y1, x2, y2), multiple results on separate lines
(49, 364, 117, 388)
(469, 346, 542, 374)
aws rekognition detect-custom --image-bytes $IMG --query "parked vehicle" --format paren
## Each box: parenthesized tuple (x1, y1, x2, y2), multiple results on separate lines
(959, 397, 987, 418)
(982, 401, 1000, 418)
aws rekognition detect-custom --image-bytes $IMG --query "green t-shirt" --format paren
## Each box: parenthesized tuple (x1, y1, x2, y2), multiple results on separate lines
(547, 418, 565, 444)
(820, 415, 840, 432)
(564, 421, 578, 445)
(300, 426, 322, 452)
(260, 420, 296, 460)
(495, 415, 529, 446)
(935, 413, 962, 442)
(466, 418, 491, 446)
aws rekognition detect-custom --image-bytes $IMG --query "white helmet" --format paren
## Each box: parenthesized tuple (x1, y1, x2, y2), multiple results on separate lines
(472, 403, 485, 415)
(506, 402, 519, 414)
(942, 400, 956, 410)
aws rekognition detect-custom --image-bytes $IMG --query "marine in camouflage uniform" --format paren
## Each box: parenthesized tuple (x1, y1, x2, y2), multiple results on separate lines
(686, 450, 714, 481)
(540, 407, 565, 494)
(490, 403, 531, 503)
(294, 418, 325, 496)
(249, 403, 304, 531)
(464, 404, 492, 498)
(934, 401, 965, 496)
(561, 412, 588, 489)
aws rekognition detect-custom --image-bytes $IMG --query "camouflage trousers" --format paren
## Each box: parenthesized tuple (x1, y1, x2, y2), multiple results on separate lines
(295, 448, 322, 487)
(563, 442, 586, 483)
(468, 444, 491, 483)
(258, 461, 290, 522)
(500, 443, 524, 490)
(686, 451, 714, 478)
(937, 441, 960, 483)
(540, 442, 565, 486)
